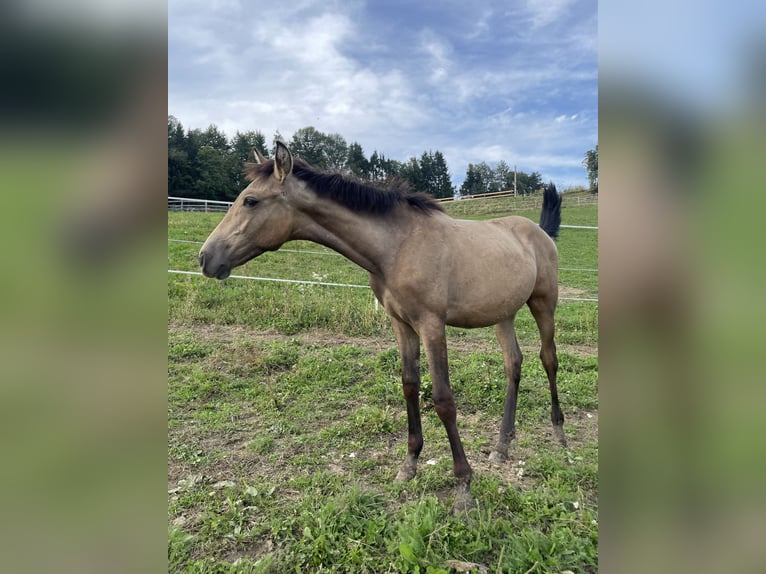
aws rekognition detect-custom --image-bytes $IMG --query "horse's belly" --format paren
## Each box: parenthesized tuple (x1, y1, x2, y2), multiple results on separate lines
(445, 272, 535, 329)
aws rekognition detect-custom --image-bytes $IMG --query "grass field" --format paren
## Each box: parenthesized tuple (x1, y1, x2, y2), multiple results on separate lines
(168, 192, 598, 573)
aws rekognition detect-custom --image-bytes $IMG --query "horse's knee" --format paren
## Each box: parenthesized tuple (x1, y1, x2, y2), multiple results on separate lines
(432, 391, 456, 422)
(402, 380, 419, 400)
(505, 354, 522, 380)
(539, 348, 557, 369)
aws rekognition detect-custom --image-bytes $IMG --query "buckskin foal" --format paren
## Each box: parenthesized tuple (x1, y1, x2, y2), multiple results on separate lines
(199, 141, 565, 512)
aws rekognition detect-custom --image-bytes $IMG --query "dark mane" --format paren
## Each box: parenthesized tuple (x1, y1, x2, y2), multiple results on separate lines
(245, 159, 443, 216)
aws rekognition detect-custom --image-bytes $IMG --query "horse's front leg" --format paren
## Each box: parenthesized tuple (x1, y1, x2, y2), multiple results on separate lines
(420, 320, 474, 513)
(391, 319, 423, 483)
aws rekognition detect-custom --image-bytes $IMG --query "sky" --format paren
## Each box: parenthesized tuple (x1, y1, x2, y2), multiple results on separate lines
(600, 1, 766, 113)
(168, 0, 597, 189)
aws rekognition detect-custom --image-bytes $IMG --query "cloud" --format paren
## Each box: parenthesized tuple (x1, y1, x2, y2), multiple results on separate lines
(419, 29, 454, 83)
(440, 104, 595, 189)
(169, 0, 597, 188)
(523, 0, 576, 29)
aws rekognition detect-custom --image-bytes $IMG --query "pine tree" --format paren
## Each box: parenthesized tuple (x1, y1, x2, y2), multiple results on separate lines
(431, 151, 455, 198)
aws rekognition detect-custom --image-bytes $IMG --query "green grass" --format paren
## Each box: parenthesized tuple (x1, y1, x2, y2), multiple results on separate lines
(442, 189, 597, 223)
(168, 332, 598, 573)
(168, 193, 598, 572)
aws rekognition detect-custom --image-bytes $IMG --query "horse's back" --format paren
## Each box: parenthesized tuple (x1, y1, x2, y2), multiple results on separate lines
(488, 215, 556, 248)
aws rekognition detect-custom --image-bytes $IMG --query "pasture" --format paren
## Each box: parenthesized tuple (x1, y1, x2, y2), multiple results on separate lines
(168, 194, 598, 573)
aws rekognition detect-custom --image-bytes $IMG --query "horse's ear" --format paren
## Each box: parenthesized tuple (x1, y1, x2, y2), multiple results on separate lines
(273, 141, 293, 184)
(253, 148, 267, 164)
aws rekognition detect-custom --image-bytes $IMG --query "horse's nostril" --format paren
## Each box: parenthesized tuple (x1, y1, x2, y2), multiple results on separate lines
(198, 251, 205, 268)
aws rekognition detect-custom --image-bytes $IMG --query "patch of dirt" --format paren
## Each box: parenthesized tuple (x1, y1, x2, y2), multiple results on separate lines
(222, 540, 274, 565)
(168, 321, 597, 358)
(559, 286, 591, 298)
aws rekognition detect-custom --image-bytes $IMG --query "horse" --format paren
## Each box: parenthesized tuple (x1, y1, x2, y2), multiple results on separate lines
(199, 141, 565, 512)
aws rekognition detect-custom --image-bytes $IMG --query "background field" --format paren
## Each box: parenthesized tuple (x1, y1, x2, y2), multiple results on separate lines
(168, 192, 598, 573)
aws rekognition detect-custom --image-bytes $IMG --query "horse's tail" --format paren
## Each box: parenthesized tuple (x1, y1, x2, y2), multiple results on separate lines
(539, 182, 562, 239)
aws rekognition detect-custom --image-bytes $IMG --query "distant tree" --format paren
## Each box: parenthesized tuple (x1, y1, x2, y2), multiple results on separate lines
(528, 171, 543, 193)
(185, 128, 204, 165)
(459, 164, 482, 196)
(418, 151, 435, 194)
(400, 157, 424, 192)
(494, 160, 513, 192)
(583, 145, 598, 193)
(462, 161, 536, 196)
(168, 115, 185, 148)
(200, 124, 229, 152)
(289, 126, 348, 169)
(455, 157, 548, 197)
(516, 170, 543, 195)
(384, 158, 404, 180)
(231, 130, 268, 164)
(168, 116, 194, 196)
(323, 132, 349, 170)
(167, 117, 462, 202)
(431, 150, 455, 198)
(289, 126, 326, 166)
(347, 142, 370, 178)
(368, 150, 383, 181)
(397, 150, 454, 197)
(369, 151, 402, 182)
(194, 145, 230, 200)
(474, 162, 495, 194)
(229, 130, 268, 191)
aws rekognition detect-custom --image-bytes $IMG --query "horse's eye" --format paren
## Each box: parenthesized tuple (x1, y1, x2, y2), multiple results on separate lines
(243, 197, 259, 208)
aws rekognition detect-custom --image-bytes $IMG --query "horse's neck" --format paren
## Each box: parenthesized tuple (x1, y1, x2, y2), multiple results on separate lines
(291, 197, 409, 276)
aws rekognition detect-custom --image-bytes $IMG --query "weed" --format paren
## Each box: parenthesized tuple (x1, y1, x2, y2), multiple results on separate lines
(169, 526, 195, 570)
(247, 437, 275, 455)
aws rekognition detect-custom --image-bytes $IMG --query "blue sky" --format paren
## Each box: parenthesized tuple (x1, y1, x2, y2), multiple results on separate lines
(169, 0, 597, 189)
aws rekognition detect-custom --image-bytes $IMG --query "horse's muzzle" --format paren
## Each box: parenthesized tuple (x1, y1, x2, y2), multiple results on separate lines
(199, 249, 231, 280)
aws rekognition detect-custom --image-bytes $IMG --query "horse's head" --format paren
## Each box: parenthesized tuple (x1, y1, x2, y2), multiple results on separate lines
(199, 141, 296, 279)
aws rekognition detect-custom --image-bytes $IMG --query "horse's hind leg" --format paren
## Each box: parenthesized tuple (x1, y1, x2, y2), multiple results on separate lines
(490, 318, 523, 464)
(528, 295, 567, 446)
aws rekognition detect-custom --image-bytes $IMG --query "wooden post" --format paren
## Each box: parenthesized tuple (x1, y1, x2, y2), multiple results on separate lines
(513, 165, 517, 197)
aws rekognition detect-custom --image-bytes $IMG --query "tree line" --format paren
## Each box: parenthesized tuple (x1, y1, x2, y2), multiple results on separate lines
(169, 115, 598, 201)
(583, 145, 598, 193)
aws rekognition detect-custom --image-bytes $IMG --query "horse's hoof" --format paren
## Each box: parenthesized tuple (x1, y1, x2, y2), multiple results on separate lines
(394, 465, 417, 483)
(452, 485, 474, 514)
(488, 450, 508, 465)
